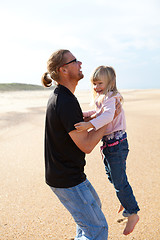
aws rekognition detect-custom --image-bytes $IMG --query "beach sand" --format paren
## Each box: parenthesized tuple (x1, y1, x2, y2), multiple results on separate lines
(0, 89, 160, 239)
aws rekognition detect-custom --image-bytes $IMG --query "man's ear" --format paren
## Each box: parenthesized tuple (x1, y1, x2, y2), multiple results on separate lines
(59, 66, 68, 74)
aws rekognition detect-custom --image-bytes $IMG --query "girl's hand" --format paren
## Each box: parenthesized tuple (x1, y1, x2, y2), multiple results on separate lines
(74, 121, 94, 132)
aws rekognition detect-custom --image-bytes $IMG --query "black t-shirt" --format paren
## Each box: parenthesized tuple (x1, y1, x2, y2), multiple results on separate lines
(44, 85, 86, 188)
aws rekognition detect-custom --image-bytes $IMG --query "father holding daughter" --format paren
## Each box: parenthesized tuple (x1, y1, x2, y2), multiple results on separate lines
(42, 49, 139, 239)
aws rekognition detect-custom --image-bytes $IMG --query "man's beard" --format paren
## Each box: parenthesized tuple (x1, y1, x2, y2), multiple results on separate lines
(78, 72, 84, 80)
(68, 71, 84, 81)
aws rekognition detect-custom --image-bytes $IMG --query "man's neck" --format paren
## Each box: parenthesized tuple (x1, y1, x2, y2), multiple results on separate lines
(59, 80, 77, 94)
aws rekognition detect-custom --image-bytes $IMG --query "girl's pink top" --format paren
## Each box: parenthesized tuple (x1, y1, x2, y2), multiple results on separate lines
(83, 92, 126, 135)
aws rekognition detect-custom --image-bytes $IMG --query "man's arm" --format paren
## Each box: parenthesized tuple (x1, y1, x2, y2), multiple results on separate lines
(69, 98, 122, 154)
(69, 126, 106, 154)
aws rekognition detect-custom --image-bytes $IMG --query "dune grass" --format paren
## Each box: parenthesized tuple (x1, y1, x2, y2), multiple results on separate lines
(0, 83, 46, 91)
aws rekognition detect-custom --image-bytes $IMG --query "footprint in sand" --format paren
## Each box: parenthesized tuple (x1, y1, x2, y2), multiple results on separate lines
(117, 218, 126, 223)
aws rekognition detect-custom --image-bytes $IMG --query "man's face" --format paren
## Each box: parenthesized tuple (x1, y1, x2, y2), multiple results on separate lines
(63, 52, 84, 81)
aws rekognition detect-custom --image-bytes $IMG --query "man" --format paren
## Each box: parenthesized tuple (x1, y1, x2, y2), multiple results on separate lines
(42, 49, 108, 239)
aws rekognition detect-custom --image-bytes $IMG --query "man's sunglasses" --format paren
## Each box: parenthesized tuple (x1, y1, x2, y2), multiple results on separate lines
(60, 58, 78, 68)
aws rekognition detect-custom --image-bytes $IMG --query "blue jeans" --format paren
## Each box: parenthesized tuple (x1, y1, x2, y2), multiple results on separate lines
(101, 132, 140, 217)
(50, 179, 108, 239)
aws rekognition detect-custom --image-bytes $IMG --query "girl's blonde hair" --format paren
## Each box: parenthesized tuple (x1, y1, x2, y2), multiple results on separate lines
(41, 49, 70, 87)
(91, 65, 123, 102)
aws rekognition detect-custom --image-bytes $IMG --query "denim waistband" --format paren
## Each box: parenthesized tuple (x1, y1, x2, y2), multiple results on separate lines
(102, 130, 127, 144)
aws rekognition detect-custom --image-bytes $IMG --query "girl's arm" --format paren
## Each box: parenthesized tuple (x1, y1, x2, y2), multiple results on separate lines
(90, 97, 116, 130)
(83, 110, 96, 118)
(74, 97, 122, 132)
(75, 97, 117, 132)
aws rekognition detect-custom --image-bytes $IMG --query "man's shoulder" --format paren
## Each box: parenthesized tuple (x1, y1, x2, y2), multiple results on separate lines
(49, 85, 72, 103)
(56, 85, 75, 100)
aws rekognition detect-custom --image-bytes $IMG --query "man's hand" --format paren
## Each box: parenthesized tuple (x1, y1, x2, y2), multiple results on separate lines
(74, 121, 94, 132)
(114, 99, 122, 118)
(83, 113, 96, 122)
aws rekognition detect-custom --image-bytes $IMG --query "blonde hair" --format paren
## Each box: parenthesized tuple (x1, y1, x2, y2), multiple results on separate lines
(91, 65, 123, 102)
(41, 49, 70, 87)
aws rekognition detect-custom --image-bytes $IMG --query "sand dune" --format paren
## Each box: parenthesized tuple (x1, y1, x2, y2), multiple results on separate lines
(0, 89, 160, 239)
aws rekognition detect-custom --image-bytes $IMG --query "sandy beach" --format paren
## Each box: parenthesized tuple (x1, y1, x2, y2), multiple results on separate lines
(0, 89, 160, 240)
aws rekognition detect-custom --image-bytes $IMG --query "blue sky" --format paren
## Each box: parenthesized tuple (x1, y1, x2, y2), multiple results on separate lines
(0, 0, 160, 90)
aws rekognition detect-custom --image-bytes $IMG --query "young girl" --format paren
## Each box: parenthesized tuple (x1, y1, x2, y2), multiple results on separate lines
(74, 66, 140, 236)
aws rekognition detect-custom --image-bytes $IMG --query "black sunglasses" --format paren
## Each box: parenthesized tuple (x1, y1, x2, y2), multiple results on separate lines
(61, 58, 78, 67)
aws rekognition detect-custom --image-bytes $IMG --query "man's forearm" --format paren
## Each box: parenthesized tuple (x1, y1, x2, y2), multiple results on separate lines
(85, 125, 106, 153)
(69, 125, 106, 154)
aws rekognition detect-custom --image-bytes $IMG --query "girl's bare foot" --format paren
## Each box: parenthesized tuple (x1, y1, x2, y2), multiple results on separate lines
(118, 204, 124, 213)
(123, 214, 139, 235)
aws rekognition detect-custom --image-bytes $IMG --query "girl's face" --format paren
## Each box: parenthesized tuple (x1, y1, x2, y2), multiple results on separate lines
(93, 78, 107, 95)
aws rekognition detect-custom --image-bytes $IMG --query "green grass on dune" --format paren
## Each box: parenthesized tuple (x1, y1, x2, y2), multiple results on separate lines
(0, 83, 48, 91)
